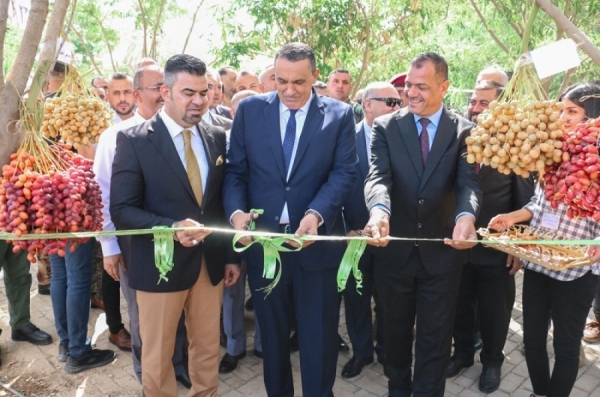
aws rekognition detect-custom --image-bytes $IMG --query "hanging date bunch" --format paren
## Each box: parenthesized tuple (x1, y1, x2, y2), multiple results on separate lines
(41, 65, 113, 149)
(542, 117, 600, 220)
(465, 64, 565, 178)
(0, 123, 103, 262)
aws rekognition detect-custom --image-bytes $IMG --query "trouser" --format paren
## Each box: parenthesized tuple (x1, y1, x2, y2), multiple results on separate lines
(375, 247, 462, 397)
(592, 276, 600, 321)
(0, 241, 32, 330)
(523, 269, 596, 397)
(49, 239, 95, 359)
(452, 261, 515, 367)
(102, 269, 124, 334)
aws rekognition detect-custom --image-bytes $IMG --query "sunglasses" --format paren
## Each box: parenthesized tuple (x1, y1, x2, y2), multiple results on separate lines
(368, 97, 402, 107)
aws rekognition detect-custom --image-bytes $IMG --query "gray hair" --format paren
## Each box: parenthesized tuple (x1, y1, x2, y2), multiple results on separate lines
(231, 89, 258, 110)
(363, 82, 397, 100)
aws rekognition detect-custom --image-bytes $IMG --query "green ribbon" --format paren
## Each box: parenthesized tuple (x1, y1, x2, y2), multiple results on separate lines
(232, 233, 302, 295)
(337, 239, 367, 293)
(152, 226, 175, 284)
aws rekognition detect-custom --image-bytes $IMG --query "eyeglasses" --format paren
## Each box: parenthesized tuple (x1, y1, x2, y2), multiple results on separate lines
(138, 84, 162, 91)
(368, 97, 402, 107)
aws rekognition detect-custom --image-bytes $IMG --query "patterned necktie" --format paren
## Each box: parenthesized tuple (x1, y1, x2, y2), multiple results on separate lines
(182, 129, 204, 206)
(419, 118, 431, 165)
(282, 109, 298, 176)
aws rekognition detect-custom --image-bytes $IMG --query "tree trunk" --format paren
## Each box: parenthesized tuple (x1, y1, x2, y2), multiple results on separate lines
(0, 0, 71, 166)
(535, 0, 600, 67)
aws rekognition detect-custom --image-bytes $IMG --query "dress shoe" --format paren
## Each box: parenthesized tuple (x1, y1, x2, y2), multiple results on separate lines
(64, 348, 115, 374)
(38, 283, 50, 295)
(57, 344, 69, 362)
(253, 349, 263, 359)
(338, 334, 349, 352)
(91, 299, 104, 310)
(290, 331, 299, 352)
(11, 322, 53, 345)
(342, 356, 374, 378)
(245, 296, 254, 311)
(479, 365, 501, 393)
(109, 328, 132, 351)
(446, 356, 474, 378)
(219, 351, 246, 373)
(176, 372, 192, 389)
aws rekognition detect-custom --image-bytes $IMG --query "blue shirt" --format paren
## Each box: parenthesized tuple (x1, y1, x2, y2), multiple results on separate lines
(414, 105, 444, 151)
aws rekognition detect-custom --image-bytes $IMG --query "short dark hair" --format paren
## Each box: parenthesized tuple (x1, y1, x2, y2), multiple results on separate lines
(110, 72, 131, 81)
(275, 42, 317, 73)
(218, 65, 236, 76)
(410, 52, 448, 82)
(474, 79, 504, 99)
(164, 54, 207, 88)
(328, 68, 350, 80)
(560, 82, 600, 120)
(91, 76, 106, 86)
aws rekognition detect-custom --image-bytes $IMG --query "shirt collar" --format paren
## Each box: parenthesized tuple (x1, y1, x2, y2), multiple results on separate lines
(279, 93, 314, 115)
(413, 105, 444, 128)
(160, 108, 199, 138)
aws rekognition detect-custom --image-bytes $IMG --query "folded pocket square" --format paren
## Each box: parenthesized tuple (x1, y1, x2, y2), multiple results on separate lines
(216, 155, 224, 165)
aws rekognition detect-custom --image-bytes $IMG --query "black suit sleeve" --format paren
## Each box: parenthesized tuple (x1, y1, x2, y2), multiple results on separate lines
(110, 131, 176, 231)
(364, 118, 392, 212)
(454, 120, 482, 219)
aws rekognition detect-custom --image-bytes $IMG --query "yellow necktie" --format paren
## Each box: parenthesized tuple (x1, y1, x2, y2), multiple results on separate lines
(181, 129, 204, 206)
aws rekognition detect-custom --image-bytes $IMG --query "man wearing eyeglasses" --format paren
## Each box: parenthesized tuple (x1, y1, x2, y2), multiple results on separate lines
(94, 65, 193, 391)
(107, 72, 136, 123)
(341, 82, 401, 378)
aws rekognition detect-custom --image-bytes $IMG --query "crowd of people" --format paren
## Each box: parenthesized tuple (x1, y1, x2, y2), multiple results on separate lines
(1, 42, 600, 397)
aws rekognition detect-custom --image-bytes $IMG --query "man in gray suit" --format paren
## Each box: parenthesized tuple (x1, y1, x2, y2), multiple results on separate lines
(203, 69, 232, 130)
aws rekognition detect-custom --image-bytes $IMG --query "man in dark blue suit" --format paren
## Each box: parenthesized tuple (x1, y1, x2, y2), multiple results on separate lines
(223, 42, 357, 397)
(342, 81, 402, 378)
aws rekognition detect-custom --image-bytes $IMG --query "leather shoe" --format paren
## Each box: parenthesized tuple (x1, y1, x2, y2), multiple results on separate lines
(109, 328, 132, 351)
(479, 365, 501, 393)
(290, 331, 299, 352)
(446, 356, 474, 378)
(253, 349, 263, 359)
(338, 334, 349, 352)
(219, 351, 246, 373)
(176, 372, 192, 389)
(38, 283, 50, 295)
(11, 322, 53, 345)
(342, 356, 374, 378)
(91, 299, 104, 310)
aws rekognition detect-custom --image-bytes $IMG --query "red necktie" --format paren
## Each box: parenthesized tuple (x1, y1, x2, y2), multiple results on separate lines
(419, 118, 430, 165)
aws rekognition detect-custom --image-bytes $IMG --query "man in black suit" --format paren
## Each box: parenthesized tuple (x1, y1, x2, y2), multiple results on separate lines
(110, 54, 240, 397)
(447, 79, 534, 393)
(342, 81, 402, 378)
(363, 52, 482, 397)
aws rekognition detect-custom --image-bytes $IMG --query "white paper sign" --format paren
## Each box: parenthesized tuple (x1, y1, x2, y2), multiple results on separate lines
(540, 213, 560, 231)
(56, 39, 74, 65)
(530, 39, 580, 79)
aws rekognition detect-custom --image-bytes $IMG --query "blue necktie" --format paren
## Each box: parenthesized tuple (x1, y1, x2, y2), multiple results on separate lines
(283, 109, 298, 176)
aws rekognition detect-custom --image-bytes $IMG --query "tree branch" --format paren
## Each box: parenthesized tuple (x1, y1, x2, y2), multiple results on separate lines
(468, 0, 510, 55)
(0, 0, 9, 88)
(69, 23, 102, 75)
(353, 1, 371, 96)
(535, 0, 600, 67)
(182, 0, 204, 53)
(93, 14, 117, 72)
(149, 0, 166, 59)
(489, 0, 523, 37)
(556, 68, 575, 100)
(136, 0, 148, 57)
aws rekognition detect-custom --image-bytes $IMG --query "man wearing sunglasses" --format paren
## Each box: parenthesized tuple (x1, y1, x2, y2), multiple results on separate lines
(342, 82, 401, 378)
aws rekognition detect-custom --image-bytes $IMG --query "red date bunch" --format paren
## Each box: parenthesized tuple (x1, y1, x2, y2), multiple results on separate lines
(543, 118, 600, 220)
(0, 144, 103, 262)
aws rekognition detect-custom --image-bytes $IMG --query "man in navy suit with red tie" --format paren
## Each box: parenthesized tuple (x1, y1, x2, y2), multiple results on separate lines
(223, 42, 357, 397)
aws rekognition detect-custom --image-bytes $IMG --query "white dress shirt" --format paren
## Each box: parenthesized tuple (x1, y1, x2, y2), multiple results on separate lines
(278, 94, 313, 224)
(202, 111, 212, 125)
(363, 122, 373, 160)
(94, 112, 146, 256)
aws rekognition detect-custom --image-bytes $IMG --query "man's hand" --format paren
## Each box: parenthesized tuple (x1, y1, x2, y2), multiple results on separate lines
(224, 264, 241, 287)
(231, 211, 260, 246)
(506, 254, 523, 275)
(586, 242, 600, 262)
(174, 219, 212, 247)
(488, 214, 515, 232)
(104, 253, 125, 281)
(364, 207, 390, 247)
(445, 215, 477, 250)
(291, 212, 320, 248)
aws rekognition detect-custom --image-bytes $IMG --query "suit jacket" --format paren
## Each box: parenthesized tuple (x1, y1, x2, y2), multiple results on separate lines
(209, 112, 232, 130)
(110, 113, 237, 293)
(364, 107, 482, 275)
(213, 105, 232, 120)
(344, 121, 371, 231)
(223, 91, 357, 271)
(470, 166, 534, 266)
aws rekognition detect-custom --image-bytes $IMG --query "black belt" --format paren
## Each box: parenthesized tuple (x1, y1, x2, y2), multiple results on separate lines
(278, 224, 291, 234)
